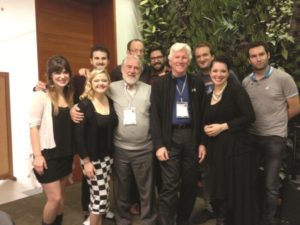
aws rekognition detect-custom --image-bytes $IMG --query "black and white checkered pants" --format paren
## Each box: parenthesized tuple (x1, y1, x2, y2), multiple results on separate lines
(81, 156, 113, 215)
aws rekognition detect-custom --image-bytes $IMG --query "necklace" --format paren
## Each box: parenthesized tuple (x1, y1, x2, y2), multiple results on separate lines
(212, 82, 227, 102)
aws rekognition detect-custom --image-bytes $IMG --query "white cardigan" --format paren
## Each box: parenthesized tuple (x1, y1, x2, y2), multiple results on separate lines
(29, 91, 56, 151)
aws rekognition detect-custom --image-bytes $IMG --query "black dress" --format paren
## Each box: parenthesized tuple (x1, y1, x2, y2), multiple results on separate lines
(34, 107, 73, 183)
(204, 81, 257, 225)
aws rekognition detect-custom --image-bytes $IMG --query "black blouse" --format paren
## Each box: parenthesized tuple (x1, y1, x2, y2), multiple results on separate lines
(74, 98, 118, 161)
(43, 107, 73, 159)
(203, 81, 256, 156)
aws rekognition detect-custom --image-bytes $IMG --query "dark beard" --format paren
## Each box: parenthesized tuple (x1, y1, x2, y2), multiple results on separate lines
(152, 63, 164, 73)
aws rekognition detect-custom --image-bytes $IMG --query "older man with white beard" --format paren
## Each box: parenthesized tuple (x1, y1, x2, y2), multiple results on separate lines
(109, 55, 157, 225)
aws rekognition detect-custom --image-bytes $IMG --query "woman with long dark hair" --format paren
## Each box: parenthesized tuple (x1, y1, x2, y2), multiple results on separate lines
(30, 56, 74, 225)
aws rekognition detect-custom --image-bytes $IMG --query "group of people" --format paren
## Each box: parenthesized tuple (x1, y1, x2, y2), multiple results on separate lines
(29, 38, 300, 225)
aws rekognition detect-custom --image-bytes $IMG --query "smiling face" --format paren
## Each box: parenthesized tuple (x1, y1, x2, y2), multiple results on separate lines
(150, 49, 165, 72)
(169, 49, 190, 77)
(51, 69, 70, 89)
(91, 72, 110, 95)
(90, 50, 110, 70)
(121, 56, 142, 87)
(210, 61, 229, 87)
(194, 46, 214, 73)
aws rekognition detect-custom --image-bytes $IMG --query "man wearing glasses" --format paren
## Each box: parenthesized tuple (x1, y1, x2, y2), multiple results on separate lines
(148, 45, 170, 84)
(110, 39, 151, 84)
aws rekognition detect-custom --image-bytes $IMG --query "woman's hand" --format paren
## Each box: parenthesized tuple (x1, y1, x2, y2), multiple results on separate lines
(204, 123, 228, 137)
(33, 155, 47, 175)
(84, 162, 95, 179)
(198, 144, 206, 163)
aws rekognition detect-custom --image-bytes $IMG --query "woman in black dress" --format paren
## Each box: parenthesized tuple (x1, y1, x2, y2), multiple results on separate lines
(74, 69, 118, 225)
(203, 56, 256, 225)
(30, 56, 74, 225)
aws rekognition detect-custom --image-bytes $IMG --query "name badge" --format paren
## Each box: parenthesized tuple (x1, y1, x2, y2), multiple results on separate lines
(124, 107, 137, 125)
(176, 101, 189, 118)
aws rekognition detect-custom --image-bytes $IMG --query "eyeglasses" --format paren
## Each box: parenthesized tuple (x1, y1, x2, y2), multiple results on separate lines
(130, 49, 144, 54)
(150, 56, 163, 61)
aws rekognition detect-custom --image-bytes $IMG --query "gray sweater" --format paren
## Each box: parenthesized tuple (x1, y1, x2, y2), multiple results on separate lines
(108, 80, 152, 150)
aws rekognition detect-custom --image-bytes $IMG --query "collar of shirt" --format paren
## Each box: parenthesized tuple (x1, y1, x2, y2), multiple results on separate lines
(171, 74, 187, 81)
(123, 81, 137, 97)
(250, 66, 273, 81)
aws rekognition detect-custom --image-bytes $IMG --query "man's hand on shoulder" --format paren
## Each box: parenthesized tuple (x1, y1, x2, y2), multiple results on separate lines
(70, 104, 84, 123)
(78, 68, 90, 77)
(34, 81, 47, 92)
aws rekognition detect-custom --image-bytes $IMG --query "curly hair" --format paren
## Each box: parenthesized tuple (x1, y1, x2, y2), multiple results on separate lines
(80, 69, 111, 100)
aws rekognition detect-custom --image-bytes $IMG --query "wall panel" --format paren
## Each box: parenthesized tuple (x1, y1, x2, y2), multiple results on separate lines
(35, 0, 116, 182)
(0, 72, 14, 180)
(35, 0, 94, 79)
(93, 0, 117, 72)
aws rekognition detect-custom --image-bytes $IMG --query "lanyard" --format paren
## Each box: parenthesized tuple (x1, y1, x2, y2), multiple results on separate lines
(176, 75, 187, 102)
(124, 84, 137, 108)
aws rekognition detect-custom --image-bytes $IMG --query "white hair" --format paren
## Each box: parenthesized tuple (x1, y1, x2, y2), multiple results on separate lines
(121, 55, 144, 73)
(168, 42, 192, 60)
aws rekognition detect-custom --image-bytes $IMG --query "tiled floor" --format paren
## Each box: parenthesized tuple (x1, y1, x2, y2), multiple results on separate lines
(0, 178, 215, 225)
(2, 175, 300, 225)
(0, 178, 41, 205)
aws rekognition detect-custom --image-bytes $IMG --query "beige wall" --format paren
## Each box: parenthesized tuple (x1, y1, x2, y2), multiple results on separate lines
(0, 0, 38, 182)
(115, 0, 142, 64)
(0, 0, 141, 184)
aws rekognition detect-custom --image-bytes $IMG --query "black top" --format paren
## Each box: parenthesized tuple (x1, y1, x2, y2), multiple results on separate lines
(74, 98, 118, 161)
(203, 81, 255, 155)
(150, 73, 206, 151)
(43, 107, 73, 159)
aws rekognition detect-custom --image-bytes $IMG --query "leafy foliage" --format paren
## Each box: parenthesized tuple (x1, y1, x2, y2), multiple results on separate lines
(139, 0, 298, 80)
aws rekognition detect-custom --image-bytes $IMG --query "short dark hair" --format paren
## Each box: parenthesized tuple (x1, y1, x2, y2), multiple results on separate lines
(247, 41, 270, 58)
(211, 56, 231, 71)
(89, 44, 110, 59)
(148, 45, 165, 58)
(127, 39, 143, 51)
(194, 42, 215, 56)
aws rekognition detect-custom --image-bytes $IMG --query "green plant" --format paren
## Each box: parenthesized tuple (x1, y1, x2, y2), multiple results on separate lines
(139, 0, 298, 81)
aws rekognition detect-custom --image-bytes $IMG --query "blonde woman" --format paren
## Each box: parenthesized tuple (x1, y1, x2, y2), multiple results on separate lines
(74, 69, 118, 225)
(30, 56, 74, 225)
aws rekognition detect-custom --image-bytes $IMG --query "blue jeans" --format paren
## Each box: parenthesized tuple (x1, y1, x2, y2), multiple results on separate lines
(255, 135, 285, 225)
